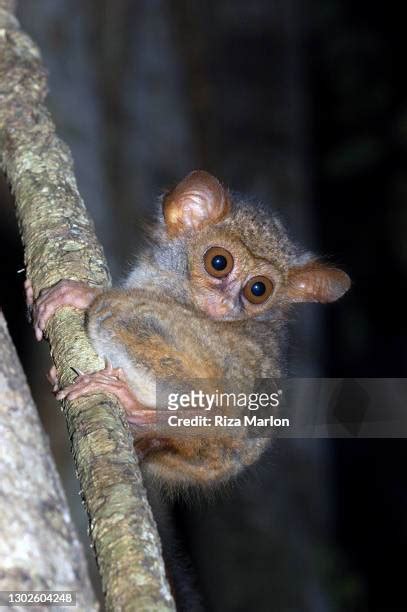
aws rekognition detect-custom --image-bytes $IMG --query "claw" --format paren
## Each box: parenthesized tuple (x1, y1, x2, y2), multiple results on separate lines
(71, 366, 85, 377)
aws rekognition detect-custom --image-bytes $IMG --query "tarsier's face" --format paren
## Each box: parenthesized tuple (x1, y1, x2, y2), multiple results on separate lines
(187, 228, 284, 320)
(163, 170, 351, 321)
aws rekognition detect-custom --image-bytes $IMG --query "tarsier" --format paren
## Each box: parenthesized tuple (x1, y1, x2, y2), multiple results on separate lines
(26, 171, 350, 489)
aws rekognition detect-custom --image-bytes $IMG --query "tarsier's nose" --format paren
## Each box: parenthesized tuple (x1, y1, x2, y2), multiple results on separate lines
(206, 297, 235, 318)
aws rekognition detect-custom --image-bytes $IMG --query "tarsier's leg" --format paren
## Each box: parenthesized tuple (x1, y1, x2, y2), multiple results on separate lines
(54, 362, 209, 427)
(55, 361, 158, 426)
(25, 279, 100, 341)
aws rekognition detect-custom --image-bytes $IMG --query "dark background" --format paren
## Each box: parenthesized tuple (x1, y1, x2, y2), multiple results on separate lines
(1, 1, 406, 610)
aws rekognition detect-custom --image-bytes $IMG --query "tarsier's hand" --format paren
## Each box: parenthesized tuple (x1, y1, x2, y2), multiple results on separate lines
(25, 279, 100, 341)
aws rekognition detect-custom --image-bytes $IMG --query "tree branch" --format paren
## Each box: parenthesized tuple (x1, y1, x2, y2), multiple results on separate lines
(0, 2, 174, 610)
(0, 312, 98, 609)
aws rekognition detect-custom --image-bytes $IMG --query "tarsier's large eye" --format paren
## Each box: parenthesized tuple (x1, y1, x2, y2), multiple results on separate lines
(243, 276, 274, 304)
(204, 246, 234, 278)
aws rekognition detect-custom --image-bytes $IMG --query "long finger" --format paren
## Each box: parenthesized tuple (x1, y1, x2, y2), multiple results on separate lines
(56, 376, 120, 399)
(60, 380, 119, 401)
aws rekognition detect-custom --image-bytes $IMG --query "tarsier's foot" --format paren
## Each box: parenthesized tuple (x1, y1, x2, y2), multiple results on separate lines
(25, 279, 100, 341)
(56, 361, 156, 426)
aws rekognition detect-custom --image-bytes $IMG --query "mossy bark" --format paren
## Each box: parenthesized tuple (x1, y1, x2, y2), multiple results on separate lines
(0, 312, 98, 611)
(0, 1, 174, 610)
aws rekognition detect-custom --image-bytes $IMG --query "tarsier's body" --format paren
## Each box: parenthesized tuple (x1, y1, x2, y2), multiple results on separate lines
(29, 171, 350, 489)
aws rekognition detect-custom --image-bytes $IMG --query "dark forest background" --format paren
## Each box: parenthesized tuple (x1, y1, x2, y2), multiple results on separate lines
(1, 1, 406, 611)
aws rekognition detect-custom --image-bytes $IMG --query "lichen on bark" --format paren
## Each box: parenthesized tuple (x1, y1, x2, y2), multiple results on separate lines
(0, 312, 98, 611)
(0, 1, 174, 610)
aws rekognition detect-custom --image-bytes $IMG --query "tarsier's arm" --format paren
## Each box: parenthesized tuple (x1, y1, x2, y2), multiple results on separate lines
(29, 281, 259, 487)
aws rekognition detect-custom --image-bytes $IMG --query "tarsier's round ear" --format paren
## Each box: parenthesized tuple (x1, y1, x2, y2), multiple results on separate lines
(163, 170, 231, 236)
(286, 260, 351, 303)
